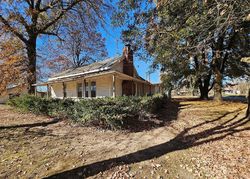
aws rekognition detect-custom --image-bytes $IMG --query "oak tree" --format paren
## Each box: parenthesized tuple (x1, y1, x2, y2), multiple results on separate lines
(114, 0, 250, 101)
(0, 37, 27, 95)
(0, 0, 109, 93)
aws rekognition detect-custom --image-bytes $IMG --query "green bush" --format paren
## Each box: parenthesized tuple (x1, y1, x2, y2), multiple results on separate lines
(8, 94, 167, 130)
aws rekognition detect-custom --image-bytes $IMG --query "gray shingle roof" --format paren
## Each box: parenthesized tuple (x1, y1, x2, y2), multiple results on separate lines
(49, 56, 123, 80)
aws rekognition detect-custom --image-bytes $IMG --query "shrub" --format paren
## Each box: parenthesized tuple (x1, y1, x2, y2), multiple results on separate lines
(8, 94, 167, 130)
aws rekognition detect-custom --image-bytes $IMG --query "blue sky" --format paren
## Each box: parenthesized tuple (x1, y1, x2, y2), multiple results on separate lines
(100, 24, 160, 84)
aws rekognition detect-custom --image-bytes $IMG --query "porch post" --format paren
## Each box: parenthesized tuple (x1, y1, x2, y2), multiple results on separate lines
(143, 83, 145, 96)
(63, 82, 66, 99)
(88, 80, 91, 98)
(47, 84, 49, 99)
(83, 79, 86, 97)
(112, 75, 116, 97)
(34, 86, 37, 97)
(135, 82, 138, 96)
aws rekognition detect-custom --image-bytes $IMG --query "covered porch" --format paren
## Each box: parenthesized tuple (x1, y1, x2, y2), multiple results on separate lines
(33, 71, 152, 99)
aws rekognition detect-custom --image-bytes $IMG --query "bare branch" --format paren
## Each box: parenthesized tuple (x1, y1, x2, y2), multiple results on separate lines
(38, 0, 82, 33)
(40, 31, 64, 41)
(0, 15, 28, 44)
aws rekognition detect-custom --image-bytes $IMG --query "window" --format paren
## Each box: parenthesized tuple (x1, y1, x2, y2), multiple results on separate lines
(77, 83, 83, 98)
(85, 82, 89, 97)
(63, 83, 67, 98)
(91, 81, 96, 97)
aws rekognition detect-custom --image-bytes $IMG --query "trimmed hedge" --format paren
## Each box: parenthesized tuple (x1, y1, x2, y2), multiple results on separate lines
(8, 94, 167, 130)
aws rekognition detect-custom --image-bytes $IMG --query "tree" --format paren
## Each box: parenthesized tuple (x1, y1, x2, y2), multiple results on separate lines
(0, 36, 27, 94)
(0, 0, 109, 93)
(241, 57, 250, 118)
(45, 55, 72, 77)
(113, 0, 250, 101)
(58, 20, 107, 68)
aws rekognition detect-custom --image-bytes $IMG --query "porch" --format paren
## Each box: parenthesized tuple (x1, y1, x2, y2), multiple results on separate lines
(33, 71, 152, 99)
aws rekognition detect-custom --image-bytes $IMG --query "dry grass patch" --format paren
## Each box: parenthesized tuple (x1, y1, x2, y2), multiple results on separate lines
(0, 98, 249, 178)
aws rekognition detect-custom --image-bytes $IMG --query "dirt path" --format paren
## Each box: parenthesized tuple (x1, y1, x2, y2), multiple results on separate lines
(0, 99, 249, 178)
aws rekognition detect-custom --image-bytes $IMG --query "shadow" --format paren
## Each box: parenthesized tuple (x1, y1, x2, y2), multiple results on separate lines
(223, 95, 247, 103)
(119, 100, 181, 132)
(46, 101, 250, 179)
(0, 118, 61, 130)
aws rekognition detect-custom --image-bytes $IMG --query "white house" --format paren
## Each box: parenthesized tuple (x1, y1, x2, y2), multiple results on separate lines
(34, 45, 160, 99)
(0, 84, 28, 103)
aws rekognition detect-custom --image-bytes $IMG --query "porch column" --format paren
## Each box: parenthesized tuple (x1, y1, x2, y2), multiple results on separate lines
(63, 82, 66, 99)
(34, 86, 37, 97)
(82, 79, 86, 98)
(143, 84, 145, 96)
(112, 75, 116, 97)
(46, 84, 50, 99)
(135, 82, 138, 96)
(89, 81, 91, 98)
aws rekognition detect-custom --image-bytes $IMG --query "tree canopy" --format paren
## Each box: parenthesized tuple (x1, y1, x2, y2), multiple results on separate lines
(0, 0, 110, 93)
(113, 0, 250, 100)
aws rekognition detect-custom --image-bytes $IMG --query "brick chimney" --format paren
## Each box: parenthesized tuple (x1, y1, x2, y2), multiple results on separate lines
(123, 44, 134, 76)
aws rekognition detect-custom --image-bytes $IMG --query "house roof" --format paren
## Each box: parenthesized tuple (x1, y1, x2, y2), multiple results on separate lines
(34, 70, 150, 86)
(49, 56, 123, 81)
(39, 55, 152, 86)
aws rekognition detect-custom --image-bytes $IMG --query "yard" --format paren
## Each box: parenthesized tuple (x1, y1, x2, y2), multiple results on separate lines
(0, 98, 249, 178)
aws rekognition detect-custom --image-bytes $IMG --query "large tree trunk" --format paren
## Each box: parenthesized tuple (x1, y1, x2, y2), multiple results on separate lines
(167, 87, 172, 99)
(26, 36, 37, 94)
(246, 88, 250, 118)
(198, 74, 211, 100)
(214, 66, 223, 102)
(199, 85, 209, 100)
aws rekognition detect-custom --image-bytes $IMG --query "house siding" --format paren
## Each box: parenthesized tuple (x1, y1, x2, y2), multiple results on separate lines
(0, 86, 28, 104)
(0, 95, 9, 104)
(115, 78, 123, 97)
(50, 75, 124, 98)
(95, 76, 112, 97)
(51, 83, 63, 99)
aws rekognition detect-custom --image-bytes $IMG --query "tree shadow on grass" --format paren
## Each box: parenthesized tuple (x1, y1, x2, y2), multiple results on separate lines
(0, 118, 61, 130)
(120, 100, 181, 132)
(46, 100, 249, 179)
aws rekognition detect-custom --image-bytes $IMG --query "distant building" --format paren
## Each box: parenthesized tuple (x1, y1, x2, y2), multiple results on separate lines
(0, 84, 28, 103)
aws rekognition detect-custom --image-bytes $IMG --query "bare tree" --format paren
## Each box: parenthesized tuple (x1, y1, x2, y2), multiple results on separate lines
(0, 0, 109, 93)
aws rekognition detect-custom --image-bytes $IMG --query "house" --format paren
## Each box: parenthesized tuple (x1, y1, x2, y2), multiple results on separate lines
(223, 82, 250, 95)
(34, 45, 159, 99)
(0, 84, 28, 103)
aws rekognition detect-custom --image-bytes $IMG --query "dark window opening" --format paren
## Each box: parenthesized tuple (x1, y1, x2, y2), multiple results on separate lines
(91, 81, 96, 97)
(77, 83, 83, 98)
(85, 82, 88, 97)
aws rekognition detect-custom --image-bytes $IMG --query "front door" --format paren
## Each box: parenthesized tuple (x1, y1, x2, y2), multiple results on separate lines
(122, 80, 135, 96)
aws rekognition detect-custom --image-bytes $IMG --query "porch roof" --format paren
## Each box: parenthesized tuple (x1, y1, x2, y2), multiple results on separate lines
(33, 70, 151, 87)
(48, 56, 123, 81)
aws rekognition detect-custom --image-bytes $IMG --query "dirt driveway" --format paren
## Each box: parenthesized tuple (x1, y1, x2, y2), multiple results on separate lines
(0, 99, 249, 178)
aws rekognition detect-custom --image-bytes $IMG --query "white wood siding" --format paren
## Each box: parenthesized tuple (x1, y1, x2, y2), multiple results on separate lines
(50, 74, 123, 98)
(51, 83, 63, 99)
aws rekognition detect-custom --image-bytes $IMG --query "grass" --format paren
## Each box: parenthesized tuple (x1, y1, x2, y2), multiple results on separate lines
(0, 98, 249, 178)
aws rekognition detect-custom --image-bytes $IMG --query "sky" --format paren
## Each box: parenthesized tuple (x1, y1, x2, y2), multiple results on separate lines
(100, 23, 161, 84)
